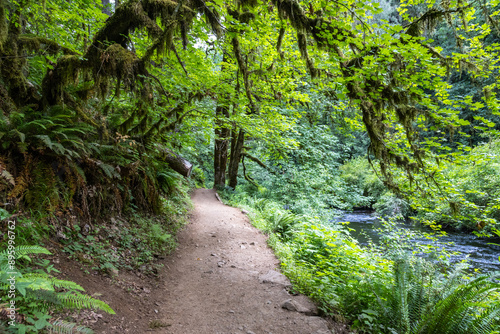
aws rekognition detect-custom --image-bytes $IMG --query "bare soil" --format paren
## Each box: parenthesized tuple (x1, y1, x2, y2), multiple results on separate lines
(56, 188, 350, 334)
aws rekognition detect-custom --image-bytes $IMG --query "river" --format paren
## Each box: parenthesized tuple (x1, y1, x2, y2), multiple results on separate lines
(329, 211, 500, 272)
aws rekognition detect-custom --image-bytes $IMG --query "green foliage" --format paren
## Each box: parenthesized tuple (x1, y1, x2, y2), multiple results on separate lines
(389, 139, 500, 231)
(229, 119, 367, 216)
(62, 214, 179, 274)
(372, 255, 500, 334)
(0, 245, 113, 333)
(48, 320, 94, 334)
(224, 190, 500, 333)
(339, 157, 386, 209)
(264, 211, 302, 241)
(373, 192, 411, 218)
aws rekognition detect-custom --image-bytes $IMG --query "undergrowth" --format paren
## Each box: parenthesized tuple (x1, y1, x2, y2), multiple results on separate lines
(61, 174, 192, 276)
(0, 171, 193, 332)
(221, 190, 500, 334)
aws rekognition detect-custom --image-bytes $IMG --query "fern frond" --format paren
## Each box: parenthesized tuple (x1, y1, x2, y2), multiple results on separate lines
(19, 273, 85, 291)
(96, 161, 121, 179)
(0, 245, 51, 263)
(415, 272, 500, 334)
(28, 288, 61, 308)
(57, 292, 115, 314)
(48, 320, 94, 334)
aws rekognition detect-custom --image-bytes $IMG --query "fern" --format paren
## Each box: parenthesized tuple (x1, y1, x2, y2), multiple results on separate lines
(0, 245, 51, 262)
(57, 292, 115, 314)
(157, 168, 181, 194)
(96, 161, 121, 179)
(0, 244, 115, 332)
(373, 255, 500, 334)
(267, 212, 301, 240)
(48, 320, 94, 334)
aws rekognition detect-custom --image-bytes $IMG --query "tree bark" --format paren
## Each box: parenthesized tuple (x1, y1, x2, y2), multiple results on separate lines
(227, 128, 245, 189)
(163, 149, 193, 178)
(213, 105, 230, 188)
(213, 51, 231, 189)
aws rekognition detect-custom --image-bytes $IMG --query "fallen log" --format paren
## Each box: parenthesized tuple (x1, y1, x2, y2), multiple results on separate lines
(163, 149, 193, 178)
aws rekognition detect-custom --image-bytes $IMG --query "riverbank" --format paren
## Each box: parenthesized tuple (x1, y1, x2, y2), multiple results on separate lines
(221, 189, 500, 334)
(331, 211, 500, 272)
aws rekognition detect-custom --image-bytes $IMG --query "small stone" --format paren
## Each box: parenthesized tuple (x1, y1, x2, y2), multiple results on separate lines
(82, 224, 91, 235)
(107, 266, 119, 277)
(281, 299, 297, 312)
(240, 245, 246, 249)
(259, 270, 292, 287)
(230, 265, 236, 268)
(250, 242, 256, 245)
(217, 261, 226, 267)
(241, 209, 249, 214)
(154, 309, 158, 313)
(211, 253, 217, 257)
(143, 288, 151, 294)
(247, 331, 256, 334)
(229, 310, 235, 314)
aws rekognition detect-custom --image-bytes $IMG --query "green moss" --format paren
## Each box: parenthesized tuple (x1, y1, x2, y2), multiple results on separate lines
(18, 34, 77, 55)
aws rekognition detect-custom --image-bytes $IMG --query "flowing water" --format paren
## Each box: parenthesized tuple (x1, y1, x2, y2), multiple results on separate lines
(329, 211, 500, 272)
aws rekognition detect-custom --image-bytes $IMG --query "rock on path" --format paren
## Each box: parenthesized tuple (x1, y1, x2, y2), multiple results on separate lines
(157, 188, 333, 334)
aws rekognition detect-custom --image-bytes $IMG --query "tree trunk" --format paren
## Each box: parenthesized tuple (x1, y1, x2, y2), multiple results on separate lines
(213, 51, 231, 189)
(228, 129, 245, 189)
(163, 149, 193, 178)
(213, 106, 230, 188)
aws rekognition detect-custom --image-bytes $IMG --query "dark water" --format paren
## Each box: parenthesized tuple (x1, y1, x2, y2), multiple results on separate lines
(329, 211, 500, 272)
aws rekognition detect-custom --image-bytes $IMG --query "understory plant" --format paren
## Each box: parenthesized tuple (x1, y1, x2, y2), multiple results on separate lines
(0, 245, 114, 333)
(371, 254, 500, 334)
(223, 191, 500, 334)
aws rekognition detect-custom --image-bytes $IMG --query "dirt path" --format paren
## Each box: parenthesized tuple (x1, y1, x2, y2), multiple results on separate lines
(63, 189, 344, 333)
(154, 188, 335, 334)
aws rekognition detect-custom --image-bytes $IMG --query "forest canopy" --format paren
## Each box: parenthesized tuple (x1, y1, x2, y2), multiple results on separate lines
(1, 0, 500, 332)
(0, 0, 499, 227)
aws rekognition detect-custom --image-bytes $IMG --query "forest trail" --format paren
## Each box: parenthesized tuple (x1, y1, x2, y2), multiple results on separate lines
(154, 188, 334, 334)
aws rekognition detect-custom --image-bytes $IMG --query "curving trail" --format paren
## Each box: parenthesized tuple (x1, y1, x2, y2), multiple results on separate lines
(156, 188, 334, 334)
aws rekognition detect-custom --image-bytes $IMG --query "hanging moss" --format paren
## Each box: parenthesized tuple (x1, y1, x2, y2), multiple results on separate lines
(297, 32, 318, 78)
(405, 9, 447, 37)
(189, 0, 223, 37)
(0, 84, 16, 114)
(96, 43, 144, 97)
(0, 2, 7, 51)
(18, 34, 77, 55)
(41, 55, 82, 106)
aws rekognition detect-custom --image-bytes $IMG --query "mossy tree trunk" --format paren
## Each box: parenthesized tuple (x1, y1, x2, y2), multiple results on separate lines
(228, 128, 245, 189)
(213, 50, 232, 189)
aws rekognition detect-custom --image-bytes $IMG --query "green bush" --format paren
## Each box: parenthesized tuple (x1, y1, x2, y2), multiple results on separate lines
(404, 140, 500, 232)
(373, 191, 411, 218)
(339, 156, 386, 209)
